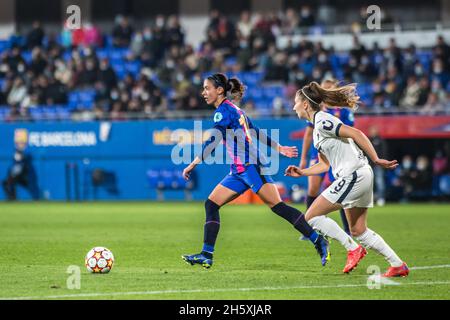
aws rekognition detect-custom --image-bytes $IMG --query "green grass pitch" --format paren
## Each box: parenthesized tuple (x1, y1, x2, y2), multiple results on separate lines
(0, 202, 449, 300)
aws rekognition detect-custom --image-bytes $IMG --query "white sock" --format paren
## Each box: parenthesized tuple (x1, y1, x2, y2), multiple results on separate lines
(309, 216, 359, 251)
(356, 228, 403, 267)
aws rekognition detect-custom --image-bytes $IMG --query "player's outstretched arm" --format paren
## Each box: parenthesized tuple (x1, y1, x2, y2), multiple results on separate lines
(183, 156, 201, 180)
(338, 125, 398, 170)
(285, 153, 330, 177)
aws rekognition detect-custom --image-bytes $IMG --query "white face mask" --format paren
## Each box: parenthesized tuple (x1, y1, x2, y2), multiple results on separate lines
(417, 160, 427, 170)
(403, 160, 412, 169)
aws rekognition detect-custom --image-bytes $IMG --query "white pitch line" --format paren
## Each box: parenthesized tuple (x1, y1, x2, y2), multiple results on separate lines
(410, 264, 450, 270)
(1, 280, 449, 300)
(1, 264, 449, 300)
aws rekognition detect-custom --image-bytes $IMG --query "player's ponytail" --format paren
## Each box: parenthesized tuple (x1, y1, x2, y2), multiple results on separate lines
(297, 81, 360, 111)
(227, 78, 245, 103)
(207, 73, 245, 102)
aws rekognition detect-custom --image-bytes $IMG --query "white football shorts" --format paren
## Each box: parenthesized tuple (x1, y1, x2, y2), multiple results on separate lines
(322, 164, 374, 209)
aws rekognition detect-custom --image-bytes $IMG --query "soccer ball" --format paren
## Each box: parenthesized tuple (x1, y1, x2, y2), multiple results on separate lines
(85, 247, 114, 273)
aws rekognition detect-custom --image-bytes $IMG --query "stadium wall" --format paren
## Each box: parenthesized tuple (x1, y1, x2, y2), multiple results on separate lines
(0, 119, 308, 201)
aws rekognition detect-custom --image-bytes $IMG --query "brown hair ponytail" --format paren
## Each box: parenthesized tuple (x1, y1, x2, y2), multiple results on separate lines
(297, 81, 360, 111)
(227, 78, 245, 103)
(207, 73, 245, 102)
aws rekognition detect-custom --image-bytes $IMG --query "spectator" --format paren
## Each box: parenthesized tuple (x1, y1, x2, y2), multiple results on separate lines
(411, 155, 433, 199)
(237, 11, 253, 39)
(97, 58, 117, 90)
(299, 5, 316, 28)
(421, 92, 445, 114)
(397, 154, 416, 202)
(112, 16, 134, 47)
(368, 125, 388, 206)
(400, 76, 420, 109)
(26, 21, 45, 49)
(165, 15, 185, 48)
(7, 78, 28, 107)
(2, 147, 39, 201)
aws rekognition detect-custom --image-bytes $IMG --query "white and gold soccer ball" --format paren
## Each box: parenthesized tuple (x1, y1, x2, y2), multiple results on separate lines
(85, 247, 114, 273)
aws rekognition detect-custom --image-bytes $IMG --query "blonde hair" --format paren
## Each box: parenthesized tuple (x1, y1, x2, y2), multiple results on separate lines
(297, 81, 360, 111)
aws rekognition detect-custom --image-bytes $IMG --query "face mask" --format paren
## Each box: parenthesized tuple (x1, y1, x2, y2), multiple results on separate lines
(240, 41, 248, 49)
(417, 161, 427, 170)
(403, 161, 412, 169)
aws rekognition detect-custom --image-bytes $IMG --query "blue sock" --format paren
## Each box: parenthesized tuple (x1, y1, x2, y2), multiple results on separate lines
(201, 245, 213, 259)
(271, 202, 318, 242)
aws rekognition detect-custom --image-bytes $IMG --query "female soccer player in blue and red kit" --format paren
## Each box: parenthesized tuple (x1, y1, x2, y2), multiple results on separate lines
(181, 73, 330, 268)
(299, 79, 353, 235)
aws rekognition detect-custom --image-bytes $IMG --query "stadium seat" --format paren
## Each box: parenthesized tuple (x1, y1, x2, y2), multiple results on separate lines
(0, 40, 9, 53)
(439, 175, 450, 195)
(22, 51, 33, 64)
(299, 60, 315, 76)
(124, 61, 141, 76)
(263, 85, 284, 100)
(242, 72, 264, 85)
(146, 169, 160, 188)
(248, 87, 264, 100)
(29, 108, 45, 121)
(55, 106, 72, 120)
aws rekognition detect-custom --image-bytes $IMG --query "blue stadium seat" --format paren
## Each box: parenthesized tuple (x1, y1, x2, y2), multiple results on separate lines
(55, 106, 71, 120)
(22, 51, 33, 64)
(41, 107, 59, 120)
(263, 85, 283, 100)
(29, 108, 45, 121)
(0, 106, 9, 121)
(299, 61, 315, 76)
(124, 61, 141, 76)
(63, 51, 73, 61)
(160, 169, 175, 189)
(242, 72, 264, 85)
(96, 49, 108, 60)
(68, 91, 80, 108)
(417, 51, 432, 71)
(0, 40, 9, 53)
(146, 169, 160, 188)
(439, 175, 450, 195)
(225, 56, 237, 67)
(248, 87, 264, 100)
(111, 63, 126, 79)
(79, 90, 96, 104)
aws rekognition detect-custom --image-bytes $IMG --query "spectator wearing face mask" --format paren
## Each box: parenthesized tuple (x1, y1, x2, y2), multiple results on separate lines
(396, 155, 415, 202)
(411, 155, 433, 199)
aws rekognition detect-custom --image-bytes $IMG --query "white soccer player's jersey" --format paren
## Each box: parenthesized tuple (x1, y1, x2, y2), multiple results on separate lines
(312, 110, 368, 179)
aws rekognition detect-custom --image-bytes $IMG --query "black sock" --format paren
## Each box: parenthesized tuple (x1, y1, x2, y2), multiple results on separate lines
(203, 199, 221, 253)
(306, 195, 317, 209)
(340, 208, 350, 235)
(271, 202, 316, 239)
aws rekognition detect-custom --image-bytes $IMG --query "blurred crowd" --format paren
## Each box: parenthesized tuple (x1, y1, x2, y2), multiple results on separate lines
(0, 7, 449, 122)
(387, 150, 450, 201)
